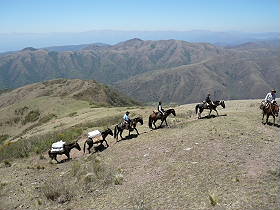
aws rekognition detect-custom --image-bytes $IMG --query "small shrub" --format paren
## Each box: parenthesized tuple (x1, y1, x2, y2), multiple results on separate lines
(15, 106, 29, 116)
(3, 160, 11, 167)
(114, 173, 124, 185)
(23, 110, 40, 125)
(71, 161, 81, 177)
(132, 193, 151, 210)
(68, 112, 77, 117)
(38, 113, 57, 124)
(42, 179, 73, 202)
(0, 135, 9, 145)
(208, 193, 219, 206)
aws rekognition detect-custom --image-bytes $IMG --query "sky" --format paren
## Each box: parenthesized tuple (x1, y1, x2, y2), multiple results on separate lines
(0, 0, 279, 33)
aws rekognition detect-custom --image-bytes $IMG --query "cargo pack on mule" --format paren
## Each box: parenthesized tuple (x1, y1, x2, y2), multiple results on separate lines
(83, 128, 113, 154)
(48, 140, 81, 163)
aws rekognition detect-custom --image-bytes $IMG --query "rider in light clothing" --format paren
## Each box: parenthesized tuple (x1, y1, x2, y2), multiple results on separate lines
(123, 111, 131, 129)
(265, 89, 276, 103)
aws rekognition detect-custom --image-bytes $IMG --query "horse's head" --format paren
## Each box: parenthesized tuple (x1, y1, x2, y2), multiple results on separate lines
(75, 142, 81, 151)
(272, 104, 279, 117)
(220, 100, 225, 109)
(136, 117, 143, 125)
(170, 109, 176, 116)
(107, 128, 114, 136)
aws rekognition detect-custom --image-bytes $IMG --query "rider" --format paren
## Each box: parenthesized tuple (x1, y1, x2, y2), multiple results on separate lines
(264, 89, 277, 108)
(204, 93, 213, 107)
(157, 101, 165, 118)
(123, 111, 131, 129)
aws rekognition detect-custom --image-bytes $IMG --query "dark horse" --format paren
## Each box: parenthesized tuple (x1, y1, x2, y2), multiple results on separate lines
(260, 102, 279, 125)
(114, 117, 143, 141)
(195, 100, 225, 119)
(148, 108, 176, 129)
(83, 128, 113, 154)
(48, 141, 81, 163)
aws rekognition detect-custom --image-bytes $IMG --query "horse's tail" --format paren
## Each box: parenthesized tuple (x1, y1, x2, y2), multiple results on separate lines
(83, 141, 87, 153)
(114, 125, 118, 139)
(195, 104, 199, 114)
(148, 115, 153, 129)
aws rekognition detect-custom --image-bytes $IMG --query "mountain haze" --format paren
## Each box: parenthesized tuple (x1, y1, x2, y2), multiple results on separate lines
(0, 39, 279, 103)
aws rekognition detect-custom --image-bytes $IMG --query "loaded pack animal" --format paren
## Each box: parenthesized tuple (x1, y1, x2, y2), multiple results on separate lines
(83, 128, 113, 154)
(114, 117, 143, 141)
(195, 100, 225, 119)
(48, 141, 81, 163)
(260, 102, 279, 125)
(148, 108, 176, 129)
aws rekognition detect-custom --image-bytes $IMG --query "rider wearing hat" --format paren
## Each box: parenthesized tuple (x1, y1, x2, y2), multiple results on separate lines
(264, 89, 277, 108)
(204, 93, 214, 107)
(265, 89, 276, 103)
(123, 111, 131, 129)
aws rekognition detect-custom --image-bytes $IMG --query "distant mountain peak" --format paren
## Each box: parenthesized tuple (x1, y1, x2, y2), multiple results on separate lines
(21, 47, 37, 51)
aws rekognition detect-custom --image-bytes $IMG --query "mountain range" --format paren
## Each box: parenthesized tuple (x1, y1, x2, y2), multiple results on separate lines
(0, 38, 279, 104)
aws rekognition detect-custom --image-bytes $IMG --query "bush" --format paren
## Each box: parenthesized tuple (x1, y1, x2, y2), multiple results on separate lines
(42, 179, 73, 203)
(0, 135, 9, 145)
(23, 110, 40, 124)
(38, 113, 57, 124)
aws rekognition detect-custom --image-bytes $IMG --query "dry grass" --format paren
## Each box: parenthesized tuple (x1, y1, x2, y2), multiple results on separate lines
(0, 99, 279, 210)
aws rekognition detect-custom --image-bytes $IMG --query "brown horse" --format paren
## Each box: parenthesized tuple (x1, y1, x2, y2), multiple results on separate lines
(48, 141, 81, 163)
(260, 102, 279, 125)
(83, 128, 113, 154)
(114, 117, 143, 141)
(148, 108, 176, 129)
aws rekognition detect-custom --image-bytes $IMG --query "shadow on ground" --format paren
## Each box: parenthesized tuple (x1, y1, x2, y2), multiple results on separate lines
(199, 114, 227, 119)
(266, 122, 280, 128)
(117, 134, 139, 142)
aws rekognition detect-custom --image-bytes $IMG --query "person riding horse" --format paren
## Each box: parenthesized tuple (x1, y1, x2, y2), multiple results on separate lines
(204, 93, 214, 108)
(123, 111, 132, 129)
(264, 89, 277, 108)
(157, 101, 165, 119)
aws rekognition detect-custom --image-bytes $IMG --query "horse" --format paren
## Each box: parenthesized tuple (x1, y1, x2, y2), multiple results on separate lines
(195, 100, 225, 119)
(148, 108, 176, 129)
(83, 128, 113, 154)
(114, 117, 143, 141)
(48, 141, 81, 163)
(260, 102, 279, 125)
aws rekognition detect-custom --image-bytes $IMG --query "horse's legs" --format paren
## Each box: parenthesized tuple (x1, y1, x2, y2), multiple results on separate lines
(198, 108, 203, 119)
(65, 152, 71, 160)
(134, 127, 139, 135)
(266, 114, 269, 124)
(120, 130, 124, 139)
(214, 108, 219, 116)
(273, 116, 275, 125)
(88, 144, 92, 153)
(104, 140, 109, 147)
(54, 154, 59, 163)
(153, 121, 157, 129)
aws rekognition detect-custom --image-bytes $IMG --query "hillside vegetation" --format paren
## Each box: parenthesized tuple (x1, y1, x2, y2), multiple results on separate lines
(1, 39, 279, 103)
(0, 79, 138, 143)
(0, 99, 279, 210)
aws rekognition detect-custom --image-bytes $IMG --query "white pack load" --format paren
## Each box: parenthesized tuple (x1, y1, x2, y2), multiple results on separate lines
(88, 130, 101, 139)
(51, 140, 65, 152)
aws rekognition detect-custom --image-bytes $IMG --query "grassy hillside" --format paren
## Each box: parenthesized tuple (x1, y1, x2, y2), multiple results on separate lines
(0, 79, 138, 143)
(0, 99, 279, 210)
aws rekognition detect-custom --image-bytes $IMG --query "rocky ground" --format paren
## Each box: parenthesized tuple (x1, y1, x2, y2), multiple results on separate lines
(0, 100, 279, 210)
